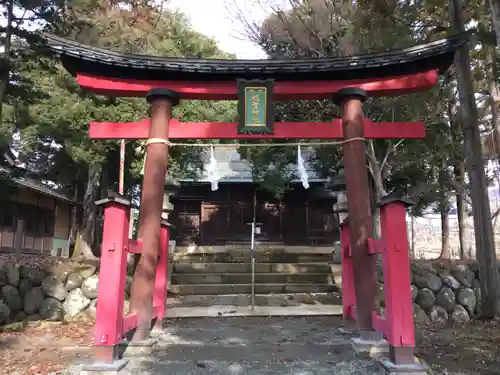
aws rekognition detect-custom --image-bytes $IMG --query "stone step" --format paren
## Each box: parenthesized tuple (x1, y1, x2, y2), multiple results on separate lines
(330, 264, 343, 285)
(172, 273, 334, 285)
(166, 293, 343, 309)
(169, 283, 338, 295)
(174, 245, 333, 254)
(173, 262, 332, 274)
(173, 252, 332, 263)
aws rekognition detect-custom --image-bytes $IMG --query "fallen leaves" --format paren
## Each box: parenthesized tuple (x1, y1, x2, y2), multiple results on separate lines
(417, 320, 500, 375)
(0, 320, 94, 375)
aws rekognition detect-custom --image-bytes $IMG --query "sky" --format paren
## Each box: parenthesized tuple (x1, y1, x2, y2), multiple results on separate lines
(166, 0, 272, 59)
(1, 1, 276, 59)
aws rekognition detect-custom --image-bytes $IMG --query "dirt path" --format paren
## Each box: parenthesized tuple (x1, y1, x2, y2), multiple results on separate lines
(1, 318, 499, 374)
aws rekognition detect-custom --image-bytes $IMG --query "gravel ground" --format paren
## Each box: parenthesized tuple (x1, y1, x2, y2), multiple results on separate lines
(61, 316, 386, 375)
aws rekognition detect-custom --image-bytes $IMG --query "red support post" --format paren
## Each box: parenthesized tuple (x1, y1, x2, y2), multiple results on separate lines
(153, 220, 169, 327)
(93, 195, 131, 363)
(378, 196, 418, 367)
(340, 219, 356, 321)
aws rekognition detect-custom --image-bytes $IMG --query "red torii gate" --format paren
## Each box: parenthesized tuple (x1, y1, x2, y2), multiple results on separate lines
(42, 32, 467, 374)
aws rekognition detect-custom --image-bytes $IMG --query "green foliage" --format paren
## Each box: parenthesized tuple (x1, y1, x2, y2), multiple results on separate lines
(235, 0, 467, 212)
(2, 2, 237, 198)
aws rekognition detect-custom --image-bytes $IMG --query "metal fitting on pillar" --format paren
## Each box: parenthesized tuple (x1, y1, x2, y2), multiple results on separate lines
(146, 88, 181, 106)
(332, 87, 368, 106)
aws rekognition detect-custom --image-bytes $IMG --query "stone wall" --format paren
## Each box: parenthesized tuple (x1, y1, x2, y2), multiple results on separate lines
(0, 255, 491, 327)
(379, 261, 482, 325)
(0, 255, 133, 326)
(331, 248, 485, 325)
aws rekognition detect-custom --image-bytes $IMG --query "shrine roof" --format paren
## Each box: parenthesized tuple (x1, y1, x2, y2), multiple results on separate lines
(41, 32, 469, 82)
(182, 147, 324, 183)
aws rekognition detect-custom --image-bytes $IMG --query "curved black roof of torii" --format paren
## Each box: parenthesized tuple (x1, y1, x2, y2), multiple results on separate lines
(41, 32, 469, 82)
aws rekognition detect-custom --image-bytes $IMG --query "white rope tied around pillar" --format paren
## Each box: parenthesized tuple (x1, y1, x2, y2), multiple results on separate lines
(206, 146, 220, 191)
(297, 145, 310, 189)
(145, 138, 172, 146)
(138, 138, 172, 175)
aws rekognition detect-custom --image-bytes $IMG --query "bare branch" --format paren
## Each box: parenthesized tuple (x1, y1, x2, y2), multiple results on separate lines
(366, 140, 378, 168)
(380, 139, 404, 173)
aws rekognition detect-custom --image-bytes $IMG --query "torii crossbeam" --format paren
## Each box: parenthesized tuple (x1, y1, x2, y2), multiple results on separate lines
(89, 119, 426, 140)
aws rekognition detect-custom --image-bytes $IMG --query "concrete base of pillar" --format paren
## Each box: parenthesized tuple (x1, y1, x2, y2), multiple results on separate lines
(350, 337, 389, 359)
(120, 338, 157, 357)
(380, 357, 429, 374)
(153, 317, 166, 331)
(80, 359, 129, 375)
(150, 325, 166, 337)
(338, 319, 367, 336)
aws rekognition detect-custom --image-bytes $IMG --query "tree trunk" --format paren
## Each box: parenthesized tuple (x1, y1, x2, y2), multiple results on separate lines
(439, 197, 451, 259)
(371, 171, 385, 239)
(100, 161, 110, 199)
(490, 89, 500, 158)
(410, 215, 416, 258)
(489, 0, 500, 47)
(488, 47, 500, 159)
(447, 76, 467, 260)
(69, 175, 82, 259)
(69, 190, 79, 258)
(0, 0, 14, 124)
(74, 164, 102, 260)
(454, 163, 467, 259)
(367, 142, 387, 239)
(451, 0, 500, 318)
(371, 162, 386, 200)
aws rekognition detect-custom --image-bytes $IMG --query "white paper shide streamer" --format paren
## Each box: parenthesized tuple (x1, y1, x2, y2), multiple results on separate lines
(297, 145, 309, 189)
(206, 146, 220, 191)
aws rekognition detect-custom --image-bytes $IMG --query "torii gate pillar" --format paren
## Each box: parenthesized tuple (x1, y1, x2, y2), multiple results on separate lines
(334, 88, 379, 340)
(129, 88, 179, 341)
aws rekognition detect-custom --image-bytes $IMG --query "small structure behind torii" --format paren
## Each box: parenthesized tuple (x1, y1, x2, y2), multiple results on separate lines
(41, 31, 468, 374)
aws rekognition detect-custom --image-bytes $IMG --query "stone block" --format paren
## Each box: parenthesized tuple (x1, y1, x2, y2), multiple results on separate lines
(284, 284, 333, 293)
(284, 296, 300, 306)
(234, 295, 250, 306)
(286, 273, 333, 284)
(255, 295, 269, 306)
(350, 337, 389, 359)
(313, 293, 342, 305)
(257, 263, 273, 273)
(171, 274, 221, 284)
(266, 295, 287, 307)
(120, 338, 157, 357)
(80, 359, 128, 375)
(221, 274, 254, 284)
(213, 295, 236, 306)
(380, 357, 428, 375)
(291, 293, 315, 305)
(181, 295, 216, 307)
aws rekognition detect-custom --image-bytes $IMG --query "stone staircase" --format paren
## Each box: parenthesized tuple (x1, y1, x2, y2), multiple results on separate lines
(169, 245, 341, 296)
